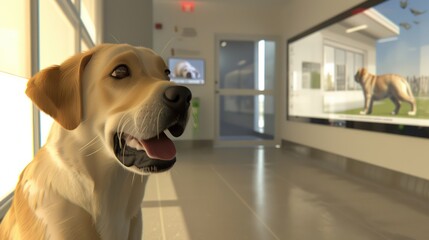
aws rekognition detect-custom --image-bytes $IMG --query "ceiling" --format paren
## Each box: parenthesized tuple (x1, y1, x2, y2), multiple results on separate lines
(154, 0, 288, 3)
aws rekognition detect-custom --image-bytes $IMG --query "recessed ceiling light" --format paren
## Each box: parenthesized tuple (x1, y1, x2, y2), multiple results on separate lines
(346, 24, 368, 33)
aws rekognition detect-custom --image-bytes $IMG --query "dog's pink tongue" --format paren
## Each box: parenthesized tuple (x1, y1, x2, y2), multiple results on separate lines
(140, 132, 176, 160)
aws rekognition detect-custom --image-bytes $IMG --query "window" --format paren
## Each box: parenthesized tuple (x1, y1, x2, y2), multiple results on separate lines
(354, 54, 364, 88)
(0, 0, 100, 208)
(0, 1, 33, 202)
(0, 1, 31, 78)
(324, 45, 364, 91)
(0, 73, 33, 201)
(39, 0, 78, 146)
(81, 0, 97, 43)
(38, 0, 97, 146)
(302, 62, 321, 89)
(335, 48, 346, 91)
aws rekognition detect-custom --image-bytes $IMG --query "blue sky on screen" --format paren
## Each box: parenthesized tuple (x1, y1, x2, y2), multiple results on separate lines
(374, 0, 429, 76)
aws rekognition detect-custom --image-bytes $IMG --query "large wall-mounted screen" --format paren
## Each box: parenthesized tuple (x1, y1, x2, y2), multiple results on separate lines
(287, 0, 429, 138)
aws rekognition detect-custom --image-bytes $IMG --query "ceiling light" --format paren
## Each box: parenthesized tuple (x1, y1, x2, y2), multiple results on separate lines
(346, 24, 368, 33)
(238, 60, 246, 66)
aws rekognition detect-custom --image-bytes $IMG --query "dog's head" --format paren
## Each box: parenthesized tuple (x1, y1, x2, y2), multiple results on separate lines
(354, 68, 367, 83)
(26, 44, 191, 175)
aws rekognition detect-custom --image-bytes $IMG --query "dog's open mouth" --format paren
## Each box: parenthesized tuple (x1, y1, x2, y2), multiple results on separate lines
(113, 131, 177, 173)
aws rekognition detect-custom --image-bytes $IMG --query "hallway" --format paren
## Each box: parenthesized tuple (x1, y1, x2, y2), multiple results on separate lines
(142, 144, 429, 240)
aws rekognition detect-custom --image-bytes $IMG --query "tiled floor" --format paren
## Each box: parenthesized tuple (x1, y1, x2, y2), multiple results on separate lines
(142, 144, 429, 240)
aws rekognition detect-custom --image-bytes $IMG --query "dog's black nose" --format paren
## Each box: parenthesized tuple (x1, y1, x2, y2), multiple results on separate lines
(163, 86, 192, 111)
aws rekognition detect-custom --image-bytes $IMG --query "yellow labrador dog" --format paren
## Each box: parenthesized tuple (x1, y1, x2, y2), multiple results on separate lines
(354, 68, 416, 116)
(0, 44, 191, 240)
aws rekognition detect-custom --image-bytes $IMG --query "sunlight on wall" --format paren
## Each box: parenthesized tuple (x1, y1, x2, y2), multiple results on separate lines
(0, 72, 33, 200)
(0, 1, 31, 78)
(81, 0, 97, 42)
(0, 1, 33, 200)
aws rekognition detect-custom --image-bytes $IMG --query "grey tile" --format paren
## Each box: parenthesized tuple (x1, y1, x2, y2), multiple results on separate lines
(141, 145, 429, 240)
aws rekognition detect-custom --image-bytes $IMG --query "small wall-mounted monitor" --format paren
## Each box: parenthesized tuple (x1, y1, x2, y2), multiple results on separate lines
(168, 57, 205, 85)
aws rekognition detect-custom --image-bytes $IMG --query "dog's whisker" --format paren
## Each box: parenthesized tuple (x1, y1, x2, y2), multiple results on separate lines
(136, 105, 149, 134)
(116, 114, 128, 149)
(130, 128, 140, 141)
(117, 114, 127, 134)
(121, 139, 127, 165)
(79, 136, 101, 151)
(156, 108, 164, 139)
(117, 134, 123, 154)
(118, 118, 130, 137)
(133, 107, 143, 134)
(139, 113, 148, 135)
(160, 35, 180, 58)
(56, 216, 76, 227)
(119, 118, 133, 164)
(119, 118, 131, 149)
(85, 145, 105, 157)
(110, 33, 121, 43)
(138, 111, 153, 138)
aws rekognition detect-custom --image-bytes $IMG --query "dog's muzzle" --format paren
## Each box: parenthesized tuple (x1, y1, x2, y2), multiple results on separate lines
(113, 86, 192, 174)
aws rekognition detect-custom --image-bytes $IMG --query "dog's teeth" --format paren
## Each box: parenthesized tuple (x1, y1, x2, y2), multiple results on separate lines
(125, 137, 145, 150)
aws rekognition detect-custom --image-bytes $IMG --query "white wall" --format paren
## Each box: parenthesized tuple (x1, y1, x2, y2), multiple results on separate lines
(153, 0, 284, 140)
(103, 0, 153, 47)
(281, 0, 429, 181)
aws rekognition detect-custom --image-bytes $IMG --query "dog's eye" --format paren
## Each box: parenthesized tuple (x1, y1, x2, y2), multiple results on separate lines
(111, 65, 130, 79)
(164, 69, 171, 77)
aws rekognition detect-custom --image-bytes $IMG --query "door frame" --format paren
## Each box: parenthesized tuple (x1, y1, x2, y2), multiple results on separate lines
(214, 34, 282, 147)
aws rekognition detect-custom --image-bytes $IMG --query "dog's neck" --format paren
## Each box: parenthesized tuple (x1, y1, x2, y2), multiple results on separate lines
(36, 123, 146, 230)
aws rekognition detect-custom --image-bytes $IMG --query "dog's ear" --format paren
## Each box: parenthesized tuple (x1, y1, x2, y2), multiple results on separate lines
(26, 51, 94, 130)
(360, 68, 367, 76)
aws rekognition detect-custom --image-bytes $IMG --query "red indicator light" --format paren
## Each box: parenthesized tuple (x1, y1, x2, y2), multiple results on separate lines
(155, 23, 163, 30)
(181, 1, 195, 13)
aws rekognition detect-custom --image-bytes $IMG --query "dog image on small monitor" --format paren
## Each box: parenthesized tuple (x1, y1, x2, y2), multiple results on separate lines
(173, 60, 201, 79)
(354, 68, 416, 116)
(0, 44, 191, 240)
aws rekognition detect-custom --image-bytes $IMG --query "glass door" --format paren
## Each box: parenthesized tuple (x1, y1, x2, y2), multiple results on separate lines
(215, 36, 279, 147)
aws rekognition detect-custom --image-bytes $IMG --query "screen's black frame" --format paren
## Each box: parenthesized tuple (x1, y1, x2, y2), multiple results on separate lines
(286, 0, 429, 139)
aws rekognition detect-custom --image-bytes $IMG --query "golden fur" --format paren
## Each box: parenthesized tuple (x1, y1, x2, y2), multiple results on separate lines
(354, 68, 416, 116)
(0, 44, 190, 239)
